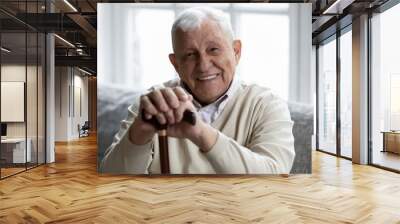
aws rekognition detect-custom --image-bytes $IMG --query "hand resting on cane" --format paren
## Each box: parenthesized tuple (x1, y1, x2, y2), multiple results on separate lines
(128, 86, 218, 152)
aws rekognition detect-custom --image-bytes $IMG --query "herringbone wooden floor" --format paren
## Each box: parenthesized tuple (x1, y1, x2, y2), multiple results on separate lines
(1, 134, 400, 223)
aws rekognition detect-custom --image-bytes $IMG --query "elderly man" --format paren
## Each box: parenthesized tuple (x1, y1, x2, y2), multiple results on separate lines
(100, 7, 295, 174)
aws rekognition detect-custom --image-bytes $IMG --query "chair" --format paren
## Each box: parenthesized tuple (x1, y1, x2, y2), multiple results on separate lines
(79, 121, 90, 138)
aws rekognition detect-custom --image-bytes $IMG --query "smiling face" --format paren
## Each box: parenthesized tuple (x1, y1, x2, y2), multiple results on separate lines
(169, 20, 241, 105)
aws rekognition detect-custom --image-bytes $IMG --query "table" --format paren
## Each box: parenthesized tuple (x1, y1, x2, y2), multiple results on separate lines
(381, 131, 400, 154)
(1, 138, 31, 163)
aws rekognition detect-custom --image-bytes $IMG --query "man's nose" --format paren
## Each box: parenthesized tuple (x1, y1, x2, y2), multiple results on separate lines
(197, 53, 212, 72)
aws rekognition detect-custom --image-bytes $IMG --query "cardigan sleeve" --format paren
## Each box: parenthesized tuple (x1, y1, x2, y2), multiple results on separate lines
(204, 95, 295, 174)
(100, 104, 153, 174)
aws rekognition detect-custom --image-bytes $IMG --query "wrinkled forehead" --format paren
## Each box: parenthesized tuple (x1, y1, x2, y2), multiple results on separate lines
(173, 20, 231, 52)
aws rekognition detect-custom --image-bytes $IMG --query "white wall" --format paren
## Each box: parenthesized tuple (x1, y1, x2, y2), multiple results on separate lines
(1, 63, 47, 164)
(1, 65, 26, 137)
(352, 14, 369, 164)
(55, 66, 68, 141)
(75, 74, 89, 123)
(55, 67, 89, 141)
(1, 65, 42, 137)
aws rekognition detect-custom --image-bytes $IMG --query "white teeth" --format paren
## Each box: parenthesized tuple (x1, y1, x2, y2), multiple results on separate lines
(198, 74, 218, 81)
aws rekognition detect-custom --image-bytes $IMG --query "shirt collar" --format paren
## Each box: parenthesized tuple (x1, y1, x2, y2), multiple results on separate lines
(180, 76, 240, 111)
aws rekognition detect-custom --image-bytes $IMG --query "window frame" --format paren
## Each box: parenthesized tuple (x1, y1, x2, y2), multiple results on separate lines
(315, 24, 352, 161)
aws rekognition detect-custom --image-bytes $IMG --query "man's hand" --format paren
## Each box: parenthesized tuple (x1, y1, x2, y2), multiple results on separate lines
(129, 86, 190, 145)
(129, 87, 218, 152)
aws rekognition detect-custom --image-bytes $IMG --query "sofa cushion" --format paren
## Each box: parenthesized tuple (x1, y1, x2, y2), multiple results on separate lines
(288, 101, 313, 173)
(97, 84, 140, 163)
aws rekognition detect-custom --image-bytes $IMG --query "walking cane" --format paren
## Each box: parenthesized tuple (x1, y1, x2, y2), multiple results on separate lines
(142, 110, 196, 174)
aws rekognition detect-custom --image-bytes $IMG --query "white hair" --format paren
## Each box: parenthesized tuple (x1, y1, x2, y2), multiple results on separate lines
(171, 7, 234, 51)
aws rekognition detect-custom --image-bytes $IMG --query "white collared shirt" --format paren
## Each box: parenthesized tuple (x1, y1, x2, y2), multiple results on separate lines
(181, 77, 240, 124)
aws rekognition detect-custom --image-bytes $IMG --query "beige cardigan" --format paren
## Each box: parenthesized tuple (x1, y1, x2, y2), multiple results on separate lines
(100, 81, 295, 174)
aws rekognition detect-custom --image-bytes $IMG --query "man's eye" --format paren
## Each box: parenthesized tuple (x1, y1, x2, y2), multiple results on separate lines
(209, 47, 220, 54)
(186, 52, 195, 57)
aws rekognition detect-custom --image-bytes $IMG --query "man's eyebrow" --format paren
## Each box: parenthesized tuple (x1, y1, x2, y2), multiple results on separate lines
(206, 40, 221, 46)
(180, 47, 197, 52)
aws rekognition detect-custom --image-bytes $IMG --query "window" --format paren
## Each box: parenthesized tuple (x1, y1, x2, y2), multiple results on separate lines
(370, 2, 400, 171)
(340, 29, 352, 158)
(390, 74, 400, 130)
(317, 37, 337, 155)
(98, 3, 299, 101)
(135, 9, 176, 89)
(237, 13, 289, 100)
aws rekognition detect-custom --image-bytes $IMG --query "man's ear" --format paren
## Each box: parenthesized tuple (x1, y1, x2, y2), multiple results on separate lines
(233, 40, 242, 64)
(169, 53, 179, 72)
